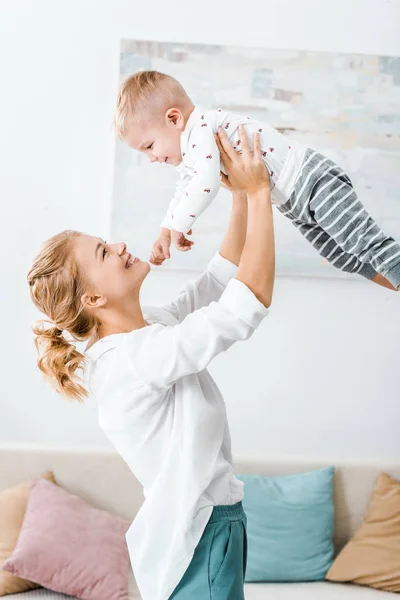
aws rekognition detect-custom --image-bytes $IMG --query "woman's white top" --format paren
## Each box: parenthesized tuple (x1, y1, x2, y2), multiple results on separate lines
(85, 253, 269, 600)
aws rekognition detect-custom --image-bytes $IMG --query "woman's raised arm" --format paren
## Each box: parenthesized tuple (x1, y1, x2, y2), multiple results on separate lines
(216, 126, 274, 307)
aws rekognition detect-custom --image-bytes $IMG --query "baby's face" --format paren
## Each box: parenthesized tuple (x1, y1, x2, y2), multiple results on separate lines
(125, 119, 183, 167)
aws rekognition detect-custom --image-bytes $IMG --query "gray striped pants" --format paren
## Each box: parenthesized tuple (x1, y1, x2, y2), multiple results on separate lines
(278, 149, 400, 287)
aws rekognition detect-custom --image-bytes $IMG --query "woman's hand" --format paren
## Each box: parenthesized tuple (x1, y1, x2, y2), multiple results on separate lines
(215, 126, 270, 196)
(216, 126, 275, 308)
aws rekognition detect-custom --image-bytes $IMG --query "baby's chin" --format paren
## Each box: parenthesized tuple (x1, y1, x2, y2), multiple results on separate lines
(169, 157, 183, 166)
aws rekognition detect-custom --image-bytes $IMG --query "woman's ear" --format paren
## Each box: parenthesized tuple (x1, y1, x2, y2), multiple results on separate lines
(165, 108, 184, 130)
(81, 293, 107, 311)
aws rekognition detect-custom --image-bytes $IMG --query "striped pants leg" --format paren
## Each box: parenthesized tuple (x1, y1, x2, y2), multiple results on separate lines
(278, 149, 400, 287)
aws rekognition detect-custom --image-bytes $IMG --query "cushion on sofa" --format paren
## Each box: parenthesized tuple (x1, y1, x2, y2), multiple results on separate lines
(0, 471, 55, 597)
(326, 472, 400, 593)
(3, 479, 131, 600)
(239, 467, 335, 582)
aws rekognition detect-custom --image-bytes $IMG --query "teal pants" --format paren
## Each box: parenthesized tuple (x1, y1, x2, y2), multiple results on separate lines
(170, 502, 247, 600)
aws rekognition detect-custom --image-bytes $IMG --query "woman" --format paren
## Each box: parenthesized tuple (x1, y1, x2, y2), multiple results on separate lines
(27, 128, 274, 600)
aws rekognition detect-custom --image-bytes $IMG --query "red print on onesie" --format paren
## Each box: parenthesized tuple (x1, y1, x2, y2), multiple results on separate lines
(204, 188, 211, 193)
(206, 154, 212, 159)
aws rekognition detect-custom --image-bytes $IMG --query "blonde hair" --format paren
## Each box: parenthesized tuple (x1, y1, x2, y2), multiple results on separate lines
(114, 70, 190, 139)
(27, 231, 97, 402)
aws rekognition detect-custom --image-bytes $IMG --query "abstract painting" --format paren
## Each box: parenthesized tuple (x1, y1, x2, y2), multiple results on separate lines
(112, 39, 400, 277)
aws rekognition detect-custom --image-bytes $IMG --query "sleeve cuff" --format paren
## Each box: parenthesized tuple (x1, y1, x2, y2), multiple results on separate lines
(171, 215, 195, 234)
(219, 278, 269, 329)
(160, 216, 171, 230)
(207, 252, 238, 287)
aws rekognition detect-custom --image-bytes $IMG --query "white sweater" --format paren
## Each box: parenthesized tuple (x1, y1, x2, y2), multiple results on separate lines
(86, 253, 269, 600)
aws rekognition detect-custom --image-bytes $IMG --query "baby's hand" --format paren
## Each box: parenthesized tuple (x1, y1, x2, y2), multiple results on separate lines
(171, 229, 194, 252)
(150, 228, 171, 266)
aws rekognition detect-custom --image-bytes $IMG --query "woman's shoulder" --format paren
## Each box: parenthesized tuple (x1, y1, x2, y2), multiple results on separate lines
(85, 334, 122, 363)
(85, 331, 152, 407)
(85, 306, 176, 363)
(143, 305, 179, 327)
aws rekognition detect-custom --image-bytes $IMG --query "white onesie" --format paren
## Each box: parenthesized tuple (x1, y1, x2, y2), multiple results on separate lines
(160, 104, 301, 234)
(159, 104, 400, 288)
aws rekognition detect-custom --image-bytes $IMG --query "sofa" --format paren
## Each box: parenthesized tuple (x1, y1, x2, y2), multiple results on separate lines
(1, 445, 399, 599)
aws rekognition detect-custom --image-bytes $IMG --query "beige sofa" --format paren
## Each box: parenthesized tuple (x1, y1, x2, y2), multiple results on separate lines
(1, 445, 399, 599)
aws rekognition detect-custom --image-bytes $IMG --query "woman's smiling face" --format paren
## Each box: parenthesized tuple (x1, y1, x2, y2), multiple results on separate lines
(74, 234, 150, 310)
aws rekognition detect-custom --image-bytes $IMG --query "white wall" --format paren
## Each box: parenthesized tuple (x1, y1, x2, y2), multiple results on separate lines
(0, 0, 399, 460)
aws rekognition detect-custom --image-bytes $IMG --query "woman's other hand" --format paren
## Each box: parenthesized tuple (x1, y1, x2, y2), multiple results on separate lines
(215, 126, 270, 195)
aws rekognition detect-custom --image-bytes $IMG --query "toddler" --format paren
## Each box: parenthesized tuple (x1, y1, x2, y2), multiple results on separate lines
(115, 70, 400, 289)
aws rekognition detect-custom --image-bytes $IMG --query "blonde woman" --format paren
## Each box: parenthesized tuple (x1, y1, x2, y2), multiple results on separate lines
(28, 130, 274, 600)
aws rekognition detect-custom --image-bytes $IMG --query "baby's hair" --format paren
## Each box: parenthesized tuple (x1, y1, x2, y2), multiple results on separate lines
(114, 70, 191, 139)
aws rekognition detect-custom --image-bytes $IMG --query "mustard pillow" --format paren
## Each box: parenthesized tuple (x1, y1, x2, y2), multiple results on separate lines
(326, 472, 400, 592)
(0, 471, 55, 596)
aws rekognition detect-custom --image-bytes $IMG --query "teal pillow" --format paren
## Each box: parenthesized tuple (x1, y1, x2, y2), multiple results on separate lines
(239, 467, 335, 582)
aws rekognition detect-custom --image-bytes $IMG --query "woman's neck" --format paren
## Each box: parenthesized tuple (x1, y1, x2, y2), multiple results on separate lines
(96, 298, 147, 340)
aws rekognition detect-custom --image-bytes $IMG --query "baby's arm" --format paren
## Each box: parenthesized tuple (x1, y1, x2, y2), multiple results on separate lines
(151, 168, 192, 265)
(170, 123, 222, 236)
(160, 166, 192, 231)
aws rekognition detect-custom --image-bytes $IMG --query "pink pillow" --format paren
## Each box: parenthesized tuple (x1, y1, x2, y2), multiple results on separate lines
(2, 478, 131, 600)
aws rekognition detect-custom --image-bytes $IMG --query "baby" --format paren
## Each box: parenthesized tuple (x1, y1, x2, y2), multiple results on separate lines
(115, 70, 400, 289)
